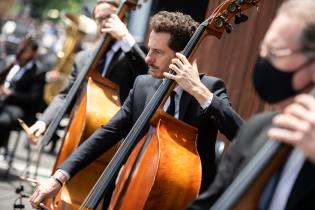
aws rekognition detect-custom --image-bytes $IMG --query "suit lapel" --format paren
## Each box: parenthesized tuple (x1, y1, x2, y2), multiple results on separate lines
(178, 91, 193, 120)
(96, 56, 106, 75)
(105, 49, 123, 78)
(141, 78, 194, 119)
(286, 160, 315, 210)
(11, 63, 35, 87)
(144, 78, 163, 106)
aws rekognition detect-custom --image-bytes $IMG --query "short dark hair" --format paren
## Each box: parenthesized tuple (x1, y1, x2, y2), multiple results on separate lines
(149, 11, 198, 52)
(19, 37, 38, 52)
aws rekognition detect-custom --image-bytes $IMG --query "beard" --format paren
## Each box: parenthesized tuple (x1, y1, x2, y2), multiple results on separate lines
(148, 65, 163, 78)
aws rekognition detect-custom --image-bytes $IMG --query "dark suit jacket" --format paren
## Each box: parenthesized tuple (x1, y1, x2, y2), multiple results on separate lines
(59, 74, 243, 192)
(39, 42, 147, 125)
(1, 60, 45, 123)
(187, 112, 315, 210)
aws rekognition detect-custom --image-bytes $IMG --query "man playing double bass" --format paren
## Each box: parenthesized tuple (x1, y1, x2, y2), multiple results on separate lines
(28, 0, 148, 142)
(30, 11, 243, 209)
(188, 0, 315, 209)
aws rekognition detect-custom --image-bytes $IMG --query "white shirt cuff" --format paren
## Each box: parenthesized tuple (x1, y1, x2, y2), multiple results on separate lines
(200, 94, 213, 110)
(118, 33, 136, 52)
(55, 169, 70, 181)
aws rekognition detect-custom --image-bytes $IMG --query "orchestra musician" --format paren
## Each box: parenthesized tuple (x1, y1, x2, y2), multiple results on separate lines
(0, 37, 45, 157)
(187, 1, 315, 209)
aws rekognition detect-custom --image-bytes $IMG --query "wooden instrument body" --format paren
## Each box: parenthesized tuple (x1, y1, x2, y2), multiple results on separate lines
(52, 72, 121, 210)
(108, 112, 201, 210)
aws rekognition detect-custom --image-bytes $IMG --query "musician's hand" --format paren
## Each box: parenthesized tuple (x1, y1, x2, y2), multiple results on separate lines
(268, 94, 315, 164)
(29, 177, 62, 209)
(46, 70, 62, 82)
(165, 52, 213, 106)
(39, 203, 50, 210)
(28, 121, 47, 144)
(101, 14, 130, 40)
(0, 86, 12, 96)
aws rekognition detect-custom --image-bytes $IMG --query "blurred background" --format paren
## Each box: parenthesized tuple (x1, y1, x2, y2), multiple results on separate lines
(0, 0, 98, 73)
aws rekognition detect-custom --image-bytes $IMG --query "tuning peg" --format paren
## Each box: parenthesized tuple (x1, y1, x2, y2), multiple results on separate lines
(240, 13, 248, 22)
(225, 23, 233, 33)
(234, 13, 248, 24)
(234, 14, 242, 24)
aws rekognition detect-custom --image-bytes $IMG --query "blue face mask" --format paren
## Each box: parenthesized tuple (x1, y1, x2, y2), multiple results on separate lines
(252, 56, 312, 103)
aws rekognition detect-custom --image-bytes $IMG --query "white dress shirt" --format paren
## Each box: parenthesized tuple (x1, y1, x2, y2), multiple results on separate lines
(4, 60, 34, 88)
(163, 85, 213, 119)
(101, 34, 136, 77)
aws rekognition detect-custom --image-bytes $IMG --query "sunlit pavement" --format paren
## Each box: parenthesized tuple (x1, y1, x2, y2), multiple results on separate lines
(0, 131, 56, 210)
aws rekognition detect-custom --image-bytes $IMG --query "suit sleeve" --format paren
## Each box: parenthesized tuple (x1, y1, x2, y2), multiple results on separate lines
(202, 76, 244, 140)
(124, 43, 148, 76)
(38, 51, 84, 125)
(57, 77, 138, 177)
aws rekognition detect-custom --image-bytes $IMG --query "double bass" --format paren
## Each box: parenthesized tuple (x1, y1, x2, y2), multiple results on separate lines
(80, 1, 261, 209)
(38, 0, 145, 209)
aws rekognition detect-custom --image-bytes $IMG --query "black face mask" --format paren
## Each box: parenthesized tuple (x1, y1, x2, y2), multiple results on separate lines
(252, 56, 311, 103)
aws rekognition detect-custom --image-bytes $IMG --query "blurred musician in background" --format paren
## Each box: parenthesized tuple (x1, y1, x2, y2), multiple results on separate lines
(0, 37, 45, 157)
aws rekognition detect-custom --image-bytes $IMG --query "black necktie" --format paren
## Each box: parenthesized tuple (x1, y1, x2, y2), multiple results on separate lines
(166, 91, 176, 116)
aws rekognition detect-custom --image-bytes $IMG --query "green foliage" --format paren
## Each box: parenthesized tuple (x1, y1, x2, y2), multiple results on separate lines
(31, 0, 85, 19)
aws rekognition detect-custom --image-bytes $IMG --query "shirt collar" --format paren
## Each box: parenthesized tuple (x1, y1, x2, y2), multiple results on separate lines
(173, 85, 183, 97)
(111, 41, 121, 52)
(19, 60, 34, 70)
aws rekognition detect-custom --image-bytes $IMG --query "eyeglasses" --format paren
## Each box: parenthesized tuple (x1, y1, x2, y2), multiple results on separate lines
(260, 42, 301, 59)
(94, 15, 111, 24)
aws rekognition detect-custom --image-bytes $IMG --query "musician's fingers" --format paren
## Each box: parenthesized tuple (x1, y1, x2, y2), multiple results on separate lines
(272, 114, 310, 133)
(294, 94, 315, 110)
(268, 127, 302, 144)
(29, 187, 41, 208)
(175, 52, 190, 66)
(39, 203, 50, 210)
